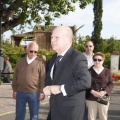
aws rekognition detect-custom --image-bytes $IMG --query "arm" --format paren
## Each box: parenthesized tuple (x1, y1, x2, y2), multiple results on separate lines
(98, 70, 114, 97)
(13, 92, 17, 99)
(12, 63, 18, 99)
(65, 55, 91, 96)
(38, 60, 46, 101)
(105, 70, 114, 95)
(12, 64, 18, 92)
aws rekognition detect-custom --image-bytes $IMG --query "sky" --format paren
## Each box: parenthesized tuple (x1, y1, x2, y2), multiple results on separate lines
(3, 0, 120, 40)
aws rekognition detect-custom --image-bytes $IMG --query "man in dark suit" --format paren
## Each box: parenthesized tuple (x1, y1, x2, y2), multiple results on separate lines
(43, 26, 91, 120)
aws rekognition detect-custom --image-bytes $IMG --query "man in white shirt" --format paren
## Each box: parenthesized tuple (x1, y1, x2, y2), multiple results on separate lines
(83, 40, 94, 69)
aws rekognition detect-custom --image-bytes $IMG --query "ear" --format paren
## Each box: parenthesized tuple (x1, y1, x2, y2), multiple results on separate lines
(65, 38, 70, 45)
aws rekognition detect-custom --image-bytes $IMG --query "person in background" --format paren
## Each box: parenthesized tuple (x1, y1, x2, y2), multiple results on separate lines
(41, 54, 46, 65)
(12, 41, 46, 120)
(43, 26, 91, 120)
(83, 40, 94, 69)
(2, 57, 12, 83)
(21, 45, 27, 57)
(86, 52, 114, 120)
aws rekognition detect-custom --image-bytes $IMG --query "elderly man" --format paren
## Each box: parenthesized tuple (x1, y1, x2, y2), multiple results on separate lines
(43, 26, 91, 120)
(12, 41, 46, 120)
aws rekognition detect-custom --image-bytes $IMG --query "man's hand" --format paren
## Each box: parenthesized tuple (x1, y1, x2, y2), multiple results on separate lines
(39, 93, 45, 101)
(43, 86, 51, 96)
(50, 85, 61, 95)
(43, 85, 62, 95)
(13, 91, 16, 99)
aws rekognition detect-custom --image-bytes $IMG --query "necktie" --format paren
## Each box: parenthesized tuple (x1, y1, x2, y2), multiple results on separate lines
(53, 55, 63, 78)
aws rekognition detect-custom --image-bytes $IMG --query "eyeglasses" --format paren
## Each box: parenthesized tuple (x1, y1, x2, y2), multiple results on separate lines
(93, 58, 102, 62)
(29, 50, 38, 54)
(86, 45, 93, 48)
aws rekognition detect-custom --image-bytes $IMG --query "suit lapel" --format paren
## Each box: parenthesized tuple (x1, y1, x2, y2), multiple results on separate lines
(52, 47, 73, 84)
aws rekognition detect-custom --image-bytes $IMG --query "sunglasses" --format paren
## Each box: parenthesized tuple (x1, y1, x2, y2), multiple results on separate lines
(29, 50, 38, 54)
(86, 45, 93, 48)
(93, 58, 102, 62)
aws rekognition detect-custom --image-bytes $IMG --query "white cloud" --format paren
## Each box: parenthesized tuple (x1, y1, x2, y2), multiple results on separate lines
(103, 0, 120, 23)
(54, 4, 93, 26)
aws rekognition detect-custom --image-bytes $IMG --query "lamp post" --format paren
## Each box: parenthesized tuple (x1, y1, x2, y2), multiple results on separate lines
(0, 2, 4, 85)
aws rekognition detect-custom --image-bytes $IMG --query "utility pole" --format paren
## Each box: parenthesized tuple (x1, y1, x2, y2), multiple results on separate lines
(0, 2, 4, 85)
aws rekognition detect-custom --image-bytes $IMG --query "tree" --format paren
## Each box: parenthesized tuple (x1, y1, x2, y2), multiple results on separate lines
(91, 0, 103, 51)
(2, 0, 93, 33)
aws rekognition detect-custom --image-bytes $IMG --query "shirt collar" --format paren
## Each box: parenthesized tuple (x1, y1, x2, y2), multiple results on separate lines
(93, 66, 104, 74)
(57, 47, 70, 57)
(26, 55, 37, 64)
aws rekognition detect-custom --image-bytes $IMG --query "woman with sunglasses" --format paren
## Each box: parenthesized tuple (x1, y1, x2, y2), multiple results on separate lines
(86, 52, 114, 120)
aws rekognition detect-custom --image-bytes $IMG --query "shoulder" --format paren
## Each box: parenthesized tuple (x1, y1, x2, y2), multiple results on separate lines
(35, 56, 45, 65)
(82, 52, 86, 56)
(72, 49, 87, 61)
(89, 66, 94, 72)
(18, 57, 26, 62)
(88, 66, 96, 75)
(36, 56, 42, 61)
(16, 57, 26, 65)
(104, 67, 111, 74)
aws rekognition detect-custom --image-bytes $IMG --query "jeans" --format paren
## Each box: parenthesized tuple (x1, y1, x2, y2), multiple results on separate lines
(15, 91, 39, 120)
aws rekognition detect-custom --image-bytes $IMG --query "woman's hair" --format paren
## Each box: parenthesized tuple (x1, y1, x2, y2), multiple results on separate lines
(93, 52, 105, 60)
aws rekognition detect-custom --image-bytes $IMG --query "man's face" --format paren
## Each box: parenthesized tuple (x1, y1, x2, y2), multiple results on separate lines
(85, 41, 94, 54)
(27, 45, 38, 59)
(51, 28, 67, 54)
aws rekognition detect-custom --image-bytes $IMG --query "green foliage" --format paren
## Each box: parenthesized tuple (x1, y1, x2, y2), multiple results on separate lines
(79, 0, 94, 8)
(104, 53, 110, 69)
(72, 36, 120, 69)
(3, 0, 93, 32)
(94, 39, 107, 53)
(72, 36, 92, 52)
(2, 41, 24, 68)
(2, 36, 120, 69)
(37, 49, 55, 61)
(1, 41, 55, 68)
(107, 37, 120, 53)
(91, 0, 103, 50)
(72, 36, 89, 52)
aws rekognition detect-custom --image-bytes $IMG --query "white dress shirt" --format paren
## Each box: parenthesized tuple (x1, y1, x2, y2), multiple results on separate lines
(50, 48, 70, 96)
(83, 52, 94, 69)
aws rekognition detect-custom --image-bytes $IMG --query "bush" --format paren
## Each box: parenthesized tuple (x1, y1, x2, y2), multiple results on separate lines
(2, 36, 120, 69)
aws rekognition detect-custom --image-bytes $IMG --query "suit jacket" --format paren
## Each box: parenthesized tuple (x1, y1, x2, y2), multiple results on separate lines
(45, 47, 91, 120)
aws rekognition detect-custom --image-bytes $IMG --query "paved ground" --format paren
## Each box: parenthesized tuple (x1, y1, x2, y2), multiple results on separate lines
(0, 83, 49, 120)
(0, 83, 120, 120)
